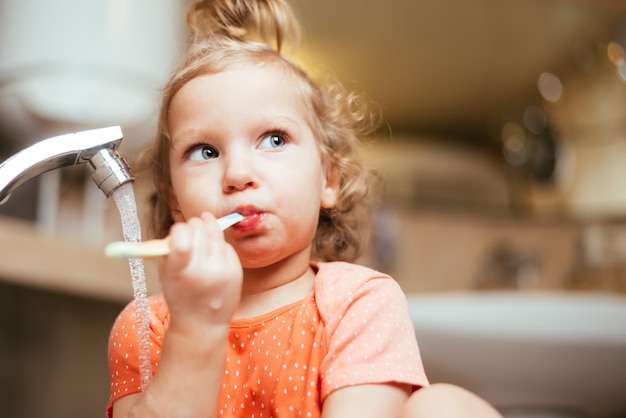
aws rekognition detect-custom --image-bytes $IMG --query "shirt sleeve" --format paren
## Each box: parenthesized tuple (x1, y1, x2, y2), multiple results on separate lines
(106, 293, 169, 418)
(316, 263, 429, 399)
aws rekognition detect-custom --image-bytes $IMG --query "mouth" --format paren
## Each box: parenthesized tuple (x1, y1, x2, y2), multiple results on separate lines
(230, 206, 265, 231)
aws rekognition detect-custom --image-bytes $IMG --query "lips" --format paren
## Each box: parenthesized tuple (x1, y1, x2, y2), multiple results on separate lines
(233, 213, 264, 231)
(230, 205, 265, 231)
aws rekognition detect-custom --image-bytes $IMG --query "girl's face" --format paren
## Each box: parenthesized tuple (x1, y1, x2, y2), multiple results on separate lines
(167, 65, 338, 268)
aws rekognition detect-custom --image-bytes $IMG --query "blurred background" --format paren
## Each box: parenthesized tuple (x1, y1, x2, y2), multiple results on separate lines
(1, 0, 626, 417)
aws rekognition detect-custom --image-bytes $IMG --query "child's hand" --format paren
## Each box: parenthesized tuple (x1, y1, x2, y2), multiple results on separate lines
(159, 212, 243, 330)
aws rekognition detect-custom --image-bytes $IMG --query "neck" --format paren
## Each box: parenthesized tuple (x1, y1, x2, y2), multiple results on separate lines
(235, 248, 315, 319)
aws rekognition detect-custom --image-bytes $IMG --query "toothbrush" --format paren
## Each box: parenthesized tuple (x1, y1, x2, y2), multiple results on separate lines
(104, 212, 245, 259)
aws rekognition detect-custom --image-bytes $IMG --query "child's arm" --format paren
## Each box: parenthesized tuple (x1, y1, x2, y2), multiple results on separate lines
(321, 383, 503, 418)
(111, 213, 243, 418)
(400, 383, 503, 417)
(321, 383, 411, 418)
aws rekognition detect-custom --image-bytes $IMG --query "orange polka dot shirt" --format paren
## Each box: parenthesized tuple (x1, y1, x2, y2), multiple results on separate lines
(107, 261, 429, 417)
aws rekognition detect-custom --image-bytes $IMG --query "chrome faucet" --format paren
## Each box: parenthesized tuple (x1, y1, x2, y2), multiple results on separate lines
(0, 126, 135, 204)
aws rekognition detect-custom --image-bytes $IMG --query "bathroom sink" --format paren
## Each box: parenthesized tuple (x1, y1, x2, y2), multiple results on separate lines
(407, 291, 626, 417)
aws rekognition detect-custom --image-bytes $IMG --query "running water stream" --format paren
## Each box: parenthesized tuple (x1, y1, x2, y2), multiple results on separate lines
(112, 183, 152, 390)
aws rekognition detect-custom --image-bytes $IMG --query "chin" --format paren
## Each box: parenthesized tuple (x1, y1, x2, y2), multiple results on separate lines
(237, 249, 279, 269)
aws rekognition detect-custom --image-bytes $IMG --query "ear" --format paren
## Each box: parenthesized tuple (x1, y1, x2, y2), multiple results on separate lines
(170, 204, 185, 223)
(320, 168, 340, 209)
(163, 184, 185, 223)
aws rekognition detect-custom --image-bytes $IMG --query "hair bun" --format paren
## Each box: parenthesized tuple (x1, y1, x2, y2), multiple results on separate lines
(186, 0, 300, 51)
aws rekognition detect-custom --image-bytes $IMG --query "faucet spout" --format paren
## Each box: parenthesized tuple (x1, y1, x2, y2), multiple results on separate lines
(88, 146, 135, 197)
(0, 126, 135, 204)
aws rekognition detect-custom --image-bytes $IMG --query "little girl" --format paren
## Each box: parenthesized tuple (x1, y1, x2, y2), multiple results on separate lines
(106, 1, 502, 417)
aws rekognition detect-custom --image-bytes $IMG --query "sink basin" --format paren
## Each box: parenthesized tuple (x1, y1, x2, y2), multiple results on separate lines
(407, 291, 626, 417)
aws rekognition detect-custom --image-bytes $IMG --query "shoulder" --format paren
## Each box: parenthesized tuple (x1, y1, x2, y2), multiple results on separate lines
(313, 262, 428, 395)
(313, 261, 391, 286)
(110, 293, 170, 340)
(313, 261, 403, 321)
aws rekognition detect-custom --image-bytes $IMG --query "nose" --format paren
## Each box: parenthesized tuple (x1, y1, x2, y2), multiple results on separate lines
(222, 149, 257, 193)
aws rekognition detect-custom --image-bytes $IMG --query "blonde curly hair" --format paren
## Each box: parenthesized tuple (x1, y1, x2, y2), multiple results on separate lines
(146, 0, 382, 262)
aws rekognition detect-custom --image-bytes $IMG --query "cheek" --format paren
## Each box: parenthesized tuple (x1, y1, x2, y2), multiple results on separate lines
(279, 193, 321, 244)
(283, 158, 324, 197)
(169, 172, 220, 216)
(279, 169, 325, 224)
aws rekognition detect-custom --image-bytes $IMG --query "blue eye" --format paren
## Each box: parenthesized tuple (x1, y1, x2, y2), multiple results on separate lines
(189, 145, 218, 161)
(259, 132, 287, 150)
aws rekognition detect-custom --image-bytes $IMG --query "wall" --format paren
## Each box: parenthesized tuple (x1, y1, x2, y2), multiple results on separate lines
(362, 208, 581, 294)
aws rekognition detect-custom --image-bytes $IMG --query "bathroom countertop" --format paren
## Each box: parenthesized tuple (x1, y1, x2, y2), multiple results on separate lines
(0, 215, 159, 303)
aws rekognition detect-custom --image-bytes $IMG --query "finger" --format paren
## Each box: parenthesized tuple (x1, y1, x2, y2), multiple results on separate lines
(200, 212, 224, 236)
(163, 221, 195, 273)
